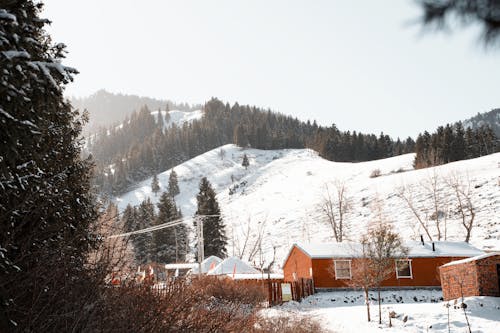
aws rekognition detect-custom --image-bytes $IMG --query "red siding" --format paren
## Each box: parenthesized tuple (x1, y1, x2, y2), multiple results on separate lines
(283, 246, 312, 282)
(283, 245, 475, 289)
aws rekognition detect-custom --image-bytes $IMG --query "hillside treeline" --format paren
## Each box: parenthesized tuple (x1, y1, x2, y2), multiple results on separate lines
(88, 98, 415, 195)
(414, 122, 498, 169)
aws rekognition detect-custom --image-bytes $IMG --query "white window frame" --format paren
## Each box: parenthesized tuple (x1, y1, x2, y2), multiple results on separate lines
(395, 259, 413, 279)
(334, 260, 352, 280)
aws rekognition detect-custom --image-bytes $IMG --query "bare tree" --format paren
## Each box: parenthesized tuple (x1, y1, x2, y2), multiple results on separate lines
(446, 172, 476, 243)
(247, 220, 267, 263)
(234, 218, 267, 262)
(397, 184, 433, 241)
(421, 170, 450, 241)
(321, 180, 351, 242)
(366, 222, 407, 324)
(345, 246, 377, 322)
(218, 148, 226, 160)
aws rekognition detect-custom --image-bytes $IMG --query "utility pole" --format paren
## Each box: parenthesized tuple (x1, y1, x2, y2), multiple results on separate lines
(196, 216, 204, 277)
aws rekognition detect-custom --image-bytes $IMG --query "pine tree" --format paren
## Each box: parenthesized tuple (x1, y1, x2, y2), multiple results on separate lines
(0, 2, 98, 330)
(121, 204, 136, 232)
(242, 153, 250, 170)
(151, 173, 160, 196)
(195, 177, 227, 258)
(153, 192, 188, 263)
(168, 169, 180, 197)
(132, 198, 155, 264)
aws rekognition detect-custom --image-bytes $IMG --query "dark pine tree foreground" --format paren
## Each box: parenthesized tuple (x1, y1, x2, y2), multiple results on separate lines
(0, 1, 99, 330)
(195, 177, 227, 258)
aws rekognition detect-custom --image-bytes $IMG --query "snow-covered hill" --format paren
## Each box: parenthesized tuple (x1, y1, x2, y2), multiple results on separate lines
(86, 109, 203, 147)
(115, 145, 500, 269)
(150, 109, 203, 130)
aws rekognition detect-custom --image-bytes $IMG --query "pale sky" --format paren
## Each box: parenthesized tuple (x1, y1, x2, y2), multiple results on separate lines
(42, 0, 500, 138)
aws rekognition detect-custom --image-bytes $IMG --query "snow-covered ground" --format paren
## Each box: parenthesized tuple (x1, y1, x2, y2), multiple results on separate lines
(263, 290, 500, 333)
(115, 144, 500, 267)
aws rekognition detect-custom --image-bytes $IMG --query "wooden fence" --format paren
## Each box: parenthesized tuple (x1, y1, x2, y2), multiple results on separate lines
(268, 278, 314, 306)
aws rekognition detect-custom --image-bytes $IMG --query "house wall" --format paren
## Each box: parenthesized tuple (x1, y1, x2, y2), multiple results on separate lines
(476, 255, 500, 297)
(311, 256, 469, 289)
(283, 246, 312, 282)
(440, 255, 500, 301)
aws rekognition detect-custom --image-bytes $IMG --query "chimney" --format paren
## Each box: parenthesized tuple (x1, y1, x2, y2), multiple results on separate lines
(432, 242, 435, 252)
(420, 235, 424, 245)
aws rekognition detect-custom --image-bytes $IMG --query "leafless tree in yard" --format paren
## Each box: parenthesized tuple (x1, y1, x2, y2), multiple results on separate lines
(362, 221, 407, 325)
(321, 180, 351, 242)
(445, 172, 476, 243)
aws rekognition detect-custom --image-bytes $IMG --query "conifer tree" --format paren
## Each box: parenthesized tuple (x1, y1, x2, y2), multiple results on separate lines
(168, 169, 180, 197)
(151, 173, 160, 196)
(153, 192, 187, 263)
(242, 153, 250, 170)
(195, 177, 227, 258)
(157, 109, 164, 129)
(132, 198, 155, 264)
(0, 1, 98, 330)
(121, 204, 136, 232)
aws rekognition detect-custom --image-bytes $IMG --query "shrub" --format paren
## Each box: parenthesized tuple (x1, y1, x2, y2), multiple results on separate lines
(370, 169, 382, 178)
(89, 276, 267, 332)
(254, 316, 325, 333)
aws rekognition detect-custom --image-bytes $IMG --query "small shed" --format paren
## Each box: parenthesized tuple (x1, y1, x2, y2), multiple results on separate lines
(283, 241, 484, 289)
(207, 256, 259, 276)
(439, 253, 500, 301)
(190, 255, 223, 275)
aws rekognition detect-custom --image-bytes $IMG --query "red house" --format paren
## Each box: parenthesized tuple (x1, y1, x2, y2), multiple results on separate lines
(283, 241, 484, 290)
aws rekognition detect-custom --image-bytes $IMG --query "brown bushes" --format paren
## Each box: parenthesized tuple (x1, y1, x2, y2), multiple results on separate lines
(87, 276, 266, 332)
(253, 316, 324, 333)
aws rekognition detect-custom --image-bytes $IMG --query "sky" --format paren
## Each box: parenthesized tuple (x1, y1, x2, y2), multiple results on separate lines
(42, 0, 500, 139)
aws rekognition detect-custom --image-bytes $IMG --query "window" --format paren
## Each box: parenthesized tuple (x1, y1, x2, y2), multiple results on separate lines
(395, 259, 412, 279)
(334, 260, 351, 279)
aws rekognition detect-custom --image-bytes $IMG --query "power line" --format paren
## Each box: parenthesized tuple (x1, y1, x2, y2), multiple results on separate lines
(107, 214, 220, 238)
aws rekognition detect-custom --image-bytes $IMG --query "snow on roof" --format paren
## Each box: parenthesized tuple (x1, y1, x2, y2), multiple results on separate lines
(289, 241, 484, 261)
(165, 263, 198, 270)
(224, 273, 284, 280)
(190, 255, 223, 274)
(207, 256, 259, 275)
(441, 252, 500, 267)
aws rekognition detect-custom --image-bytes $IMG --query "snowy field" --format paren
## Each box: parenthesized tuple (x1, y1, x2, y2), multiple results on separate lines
(263, 290, 500, 333)
(116, 144, 500, 266)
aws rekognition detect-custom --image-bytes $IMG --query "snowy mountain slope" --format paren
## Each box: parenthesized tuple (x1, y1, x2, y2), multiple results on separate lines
(86, 109, 203, 148)
(150, 109, 203, 130)
(115, 145, 500, 269)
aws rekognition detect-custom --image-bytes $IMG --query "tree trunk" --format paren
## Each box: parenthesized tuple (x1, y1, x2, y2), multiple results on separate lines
(378, 287, 382, 325)
(364, 288, 371, 322)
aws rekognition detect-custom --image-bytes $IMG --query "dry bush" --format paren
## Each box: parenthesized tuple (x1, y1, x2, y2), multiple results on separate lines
(89, 276, 267, 332)
(253, 316, 325, 333)
(370, 169, 381, 178)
